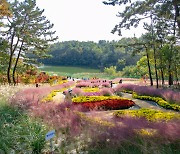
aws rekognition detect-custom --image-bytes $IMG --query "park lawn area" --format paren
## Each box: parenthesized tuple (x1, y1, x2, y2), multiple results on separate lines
(39, 65, 140, 80)
(39, 65, 100, 76)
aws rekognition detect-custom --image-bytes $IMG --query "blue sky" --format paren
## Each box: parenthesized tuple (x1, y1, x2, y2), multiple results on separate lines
(36, 0, 146, 42)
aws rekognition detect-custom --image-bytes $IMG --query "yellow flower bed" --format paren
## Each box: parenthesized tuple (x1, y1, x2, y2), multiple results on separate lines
(72, 96, 129, 103)
(81, 87, 100, 92)
(58, 80, 68, 84)
(114, 108, 180, 121)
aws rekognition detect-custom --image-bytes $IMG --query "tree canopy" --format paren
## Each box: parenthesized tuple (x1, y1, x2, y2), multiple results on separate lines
(39, 39, 141, 71)
(0, 0, 58, 84)
(103, 0, 180, 36)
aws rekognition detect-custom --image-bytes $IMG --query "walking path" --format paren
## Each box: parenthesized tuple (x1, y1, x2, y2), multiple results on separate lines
(53, 92, 65, 103)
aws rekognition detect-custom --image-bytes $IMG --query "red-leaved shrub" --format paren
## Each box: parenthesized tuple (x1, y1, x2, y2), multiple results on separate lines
(73, 99, 135, 110)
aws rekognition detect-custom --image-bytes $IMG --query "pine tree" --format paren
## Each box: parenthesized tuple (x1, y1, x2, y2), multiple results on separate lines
(4, 0, 58, 84)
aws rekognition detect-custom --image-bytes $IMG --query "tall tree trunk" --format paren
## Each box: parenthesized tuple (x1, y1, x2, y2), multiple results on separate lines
(7, 13, 27, 85)
(7, 52, 13, 84)
(7, 32, 15, 84)
(7, 31, 20, 85)
(168, 10, 177, 86)
(153, 46, 159, 88)
(173, 0, 180, 34)
(160, 68, 164, 85)
(12, 40, 24, 85)
(168, 61, 173, 85)
(174, 64, 179, 85)
(150, 13, 158, 88)
(159, 51, 164, 85)
(145, 48, 153, 86)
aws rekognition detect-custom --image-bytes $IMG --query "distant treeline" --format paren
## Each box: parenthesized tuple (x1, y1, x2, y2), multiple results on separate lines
(39, 38, 141, 71)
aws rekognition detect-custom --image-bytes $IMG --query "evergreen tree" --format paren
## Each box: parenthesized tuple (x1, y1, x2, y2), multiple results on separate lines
(103, 0, 180, 35)
(4, 0, 57, 84)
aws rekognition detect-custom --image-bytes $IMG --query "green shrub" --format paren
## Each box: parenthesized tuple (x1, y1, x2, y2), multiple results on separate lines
(72, 96, 130, 103)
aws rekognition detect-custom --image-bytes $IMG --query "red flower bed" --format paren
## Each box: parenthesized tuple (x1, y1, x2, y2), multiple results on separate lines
(73, 99, 135, 110)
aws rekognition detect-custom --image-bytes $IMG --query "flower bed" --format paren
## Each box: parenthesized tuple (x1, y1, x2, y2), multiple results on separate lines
(72, 96, 135, 110)
(114, 108, 180, 121)
(81, 87, 100, 92)
(72, 96, 129, 103)
(79, 99, 135, 110)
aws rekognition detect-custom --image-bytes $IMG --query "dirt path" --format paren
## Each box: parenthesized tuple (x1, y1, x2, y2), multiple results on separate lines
(53, 92, 65, 103)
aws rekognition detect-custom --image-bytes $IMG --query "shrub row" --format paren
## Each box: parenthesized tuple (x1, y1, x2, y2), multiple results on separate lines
(132, 93, 180, 111)
(114, 108, 180, 121)
(74, 99, 135, 110)
(72, 96, 130, 103)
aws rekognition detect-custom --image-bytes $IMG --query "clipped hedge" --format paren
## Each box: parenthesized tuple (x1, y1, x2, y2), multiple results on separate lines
(73, 96, 135, 110)
(72, 96, 130, 103)
(114, 108, 180, 121)
(75, 99, 135, 110)
(132, 93, 180, 111)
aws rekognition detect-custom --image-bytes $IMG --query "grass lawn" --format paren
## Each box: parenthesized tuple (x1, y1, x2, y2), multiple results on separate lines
(39, 65, 99, 75)
(39, 65, 119, 79)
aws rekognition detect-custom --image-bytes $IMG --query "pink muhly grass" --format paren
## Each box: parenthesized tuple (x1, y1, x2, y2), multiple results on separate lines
(101, 82, 110, 88)
(31, 102, 87, 135)
(71, 88, 83, 96)
(114, 84, 137, 92)
(159, 120, 180, 141)
(83, 92, 101, 96)
(76, 82, 92, 88)
(10, 86, 52, 109)
(11, 81, 75, 109)
(134, 86, 161, 97)
(100, 88, 114, 96)
(160, 90, 180, 104)
(88, 79, 101, 83)
(52, 81, 75, 90)
(115, 84, 180, 103)
(91, 83, 100, 87)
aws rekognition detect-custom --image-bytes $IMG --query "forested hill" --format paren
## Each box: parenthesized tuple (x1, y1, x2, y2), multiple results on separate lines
(40, 38, 141, 71)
